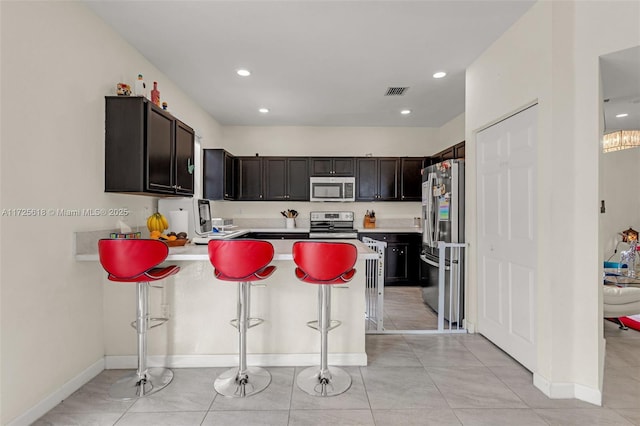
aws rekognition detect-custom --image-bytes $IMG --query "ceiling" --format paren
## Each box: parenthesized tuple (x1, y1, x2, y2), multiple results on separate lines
(86, 0, 536, 127)
(600, 46, 640, 133)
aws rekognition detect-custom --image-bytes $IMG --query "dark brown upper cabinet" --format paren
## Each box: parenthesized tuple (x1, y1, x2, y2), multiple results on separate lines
(264, 157, 309, 201)
(105, 96, 194, 196)
(400, 157, 424, 201)
(356, 157, 399, 201)
(427, 141, 465, 166)
(203, 149, 236, 200)
(237, 157, 264, 200)
(310, 157, 354, 176)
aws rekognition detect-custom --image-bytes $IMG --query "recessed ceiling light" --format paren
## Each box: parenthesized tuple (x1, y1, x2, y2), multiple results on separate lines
(401, 109, 412, 115)
(259, 108, 269, 113)
(237, 69, 251, 77)
(433, 71, 447, 79)
(616, 113, 629, 118)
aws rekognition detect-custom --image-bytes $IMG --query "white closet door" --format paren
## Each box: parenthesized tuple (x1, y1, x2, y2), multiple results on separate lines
(476, 104, 538, 371)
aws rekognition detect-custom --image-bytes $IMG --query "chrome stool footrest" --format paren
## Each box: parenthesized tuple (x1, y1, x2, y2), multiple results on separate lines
(129, 316, 169, 330)
(306, 319, 341, 331)
(230, 317, 264, 329)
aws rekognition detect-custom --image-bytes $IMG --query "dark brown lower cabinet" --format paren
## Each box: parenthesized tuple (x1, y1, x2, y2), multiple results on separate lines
(243, 232, 309, 240)
(358, 232, 421, 285)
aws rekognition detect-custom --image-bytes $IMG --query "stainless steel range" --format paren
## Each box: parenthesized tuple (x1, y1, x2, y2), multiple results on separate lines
(309, 211, 358, 239)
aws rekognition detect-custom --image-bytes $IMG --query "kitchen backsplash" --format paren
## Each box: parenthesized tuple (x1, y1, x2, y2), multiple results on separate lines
(233, 216, 419, 230)
(211, 201, 421, 226)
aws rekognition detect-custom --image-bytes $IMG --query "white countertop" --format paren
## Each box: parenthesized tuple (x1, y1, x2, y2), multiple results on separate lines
(245, 227, 421, 233)
(77, 238, 377, 262)
(357, 227, 421, 233)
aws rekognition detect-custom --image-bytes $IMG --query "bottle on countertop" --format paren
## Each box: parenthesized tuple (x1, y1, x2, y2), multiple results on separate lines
(134, 73, 147, 98)
(151, 81, 161, 107)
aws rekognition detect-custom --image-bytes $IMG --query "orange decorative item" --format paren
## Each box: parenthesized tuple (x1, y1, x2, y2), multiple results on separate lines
(151, 81, 161, 107)
(622, 227, 639, 243)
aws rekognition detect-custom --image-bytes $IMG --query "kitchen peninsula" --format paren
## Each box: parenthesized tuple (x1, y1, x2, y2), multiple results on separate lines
(77, 237, 376, 369)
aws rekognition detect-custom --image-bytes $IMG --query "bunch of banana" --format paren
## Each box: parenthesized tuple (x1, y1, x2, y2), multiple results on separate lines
(147, 212, 169, 233)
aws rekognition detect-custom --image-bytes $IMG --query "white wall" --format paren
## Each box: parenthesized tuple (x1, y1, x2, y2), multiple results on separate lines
(0, 2, 221, 423)
(437, 112, 465, 152)
(221, 125, 438, 156)
(466, 0, 640, 404)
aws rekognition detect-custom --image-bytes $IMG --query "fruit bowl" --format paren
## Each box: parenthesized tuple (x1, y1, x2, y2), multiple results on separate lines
(165, 239, 188, 247)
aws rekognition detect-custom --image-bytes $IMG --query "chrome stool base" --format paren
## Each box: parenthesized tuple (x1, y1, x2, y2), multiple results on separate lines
(109, 367, 174, 400)
(296, 366, 351, 397)
(214, 366, 271, 398)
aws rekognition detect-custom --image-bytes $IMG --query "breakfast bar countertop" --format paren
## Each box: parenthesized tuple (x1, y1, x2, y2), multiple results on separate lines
(76, 238, 378, 262)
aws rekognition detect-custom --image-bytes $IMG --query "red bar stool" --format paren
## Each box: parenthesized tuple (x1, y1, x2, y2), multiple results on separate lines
(208, 240, 276, 397)
(98, 239, 180, 400)
(292, 241, 357, 397)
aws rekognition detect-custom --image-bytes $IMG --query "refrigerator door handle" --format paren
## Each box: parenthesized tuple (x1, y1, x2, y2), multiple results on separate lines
(420, 254, 451, 271)
(424, 173, 437, 247)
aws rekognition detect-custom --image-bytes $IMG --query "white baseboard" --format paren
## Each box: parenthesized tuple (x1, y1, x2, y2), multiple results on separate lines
(105, 352, 368, 369)
(463, 319, 476, 333)
(533, 372, 602, 406)
(8, 358, 105, 426)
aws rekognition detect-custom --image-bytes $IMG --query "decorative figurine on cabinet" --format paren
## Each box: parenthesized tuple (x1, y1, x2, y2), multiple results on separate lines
(134, 74, 147, 97)
(151, 81, 161, 106)
(116, 83, 131, 96)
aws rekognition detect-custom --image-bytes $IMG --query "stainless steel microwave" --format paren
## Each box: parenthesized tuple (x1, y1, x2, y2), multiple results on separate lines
(309, 177, 355, 202)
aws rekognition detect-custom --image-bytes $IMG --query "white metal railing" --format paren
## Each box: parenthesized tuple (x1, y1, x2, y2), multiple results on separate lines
(362, 237, 386, 333)
(437, 241, 467, 332)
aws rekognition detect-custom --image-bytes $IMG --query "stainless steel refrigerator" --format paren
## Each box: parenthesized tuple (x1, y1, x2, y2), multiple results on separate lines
(420, 159, 465, 323)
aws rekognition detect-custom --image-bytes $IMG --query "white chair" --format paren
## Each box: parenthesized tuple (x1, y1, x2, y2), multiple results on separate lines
(603, 285, 640, 329)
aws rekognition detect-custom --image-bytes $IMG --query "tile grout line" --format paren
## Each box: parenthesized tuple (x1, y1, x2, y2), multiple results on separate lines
(356, 366, 377, 425)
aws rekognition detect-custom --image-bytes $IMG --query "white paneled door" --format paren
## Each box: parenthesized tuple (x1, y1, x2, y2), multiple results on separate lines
(476, 104, 538, 371)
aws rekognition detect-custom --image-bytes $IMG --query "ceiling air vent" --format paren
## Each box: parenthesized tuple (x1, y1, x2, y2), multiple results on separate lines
(385, 87, 409, 96)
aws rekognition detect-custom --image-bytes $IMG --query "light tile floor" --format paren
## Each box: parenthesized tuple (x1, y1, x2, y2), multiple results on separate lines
(34, 307, 640, 425)
(381, 286, 439, 331)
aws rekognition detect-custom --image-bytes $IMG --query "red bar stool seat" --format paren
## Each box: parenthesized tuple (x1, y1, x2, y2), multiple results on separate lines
(98, 239, 180, 400)
(292, 241, 357, 397)
(208, 240, 276, 397)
